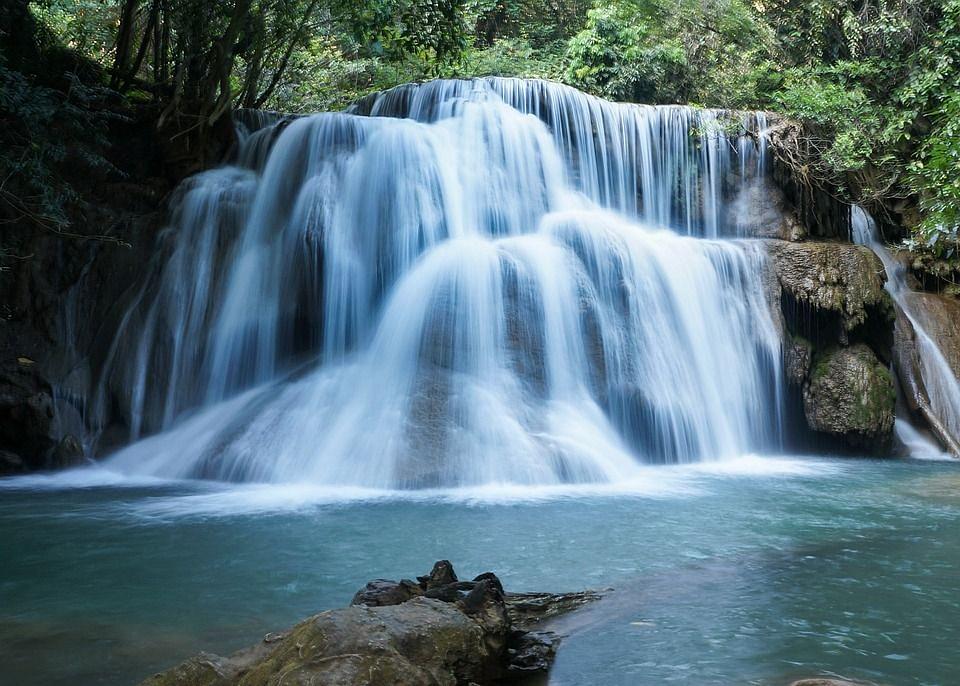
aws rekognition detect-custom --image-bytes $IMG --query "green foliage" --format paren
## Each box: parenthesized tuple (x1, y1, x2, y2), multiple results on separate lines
(344, 0, 468, 66)
(564, 3, 687, 103)
(773, 65, 882, 176)
(31, 0, 117, 63)
(561, 0, 765, 107)
(457, 36, 564, 80)
(909, 91, 960, 257)
(0, 5, 119, 236)
(262, 36, 421, 112)
(7, 0, 960, 261)
(766, 1, 960, 255)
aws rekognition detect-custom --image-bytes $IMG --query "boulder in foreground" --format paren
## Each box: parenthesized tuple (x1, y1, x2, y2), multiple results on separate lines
(140, 561, 600, 686)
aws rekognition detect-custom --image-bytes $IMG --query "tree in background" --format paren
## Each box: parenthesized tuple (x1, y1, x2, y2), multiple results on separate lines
(1, 1, 121, 238)
(3, 0, 959, 258)
(563, 0, 768, 106)
(767, 0, 960, 255)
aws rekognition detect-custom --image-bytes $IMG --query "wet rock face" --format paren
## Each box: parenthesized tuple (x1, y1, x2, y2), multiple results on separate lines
(140, 561, 599, 686)
(0, 358, 86, 474)
(764, 240, 890, 335)
(0, 103, 176, 474)
(725, 181, 806, 241)
(0, 360, 55, 473)
(803, 344, 895, 450)
(784, 335, 813, 387)
(902, 292, 960, 374)
(893, 294, 960, 456)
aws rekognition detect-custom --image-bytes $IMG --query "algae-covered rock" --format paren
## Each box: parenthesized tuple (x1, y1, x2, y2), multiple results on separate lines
(140, 652, 237, 686)
(803, 344, 895, 451)
(761, 240, 898, 451)
(764, 240, 890, 332)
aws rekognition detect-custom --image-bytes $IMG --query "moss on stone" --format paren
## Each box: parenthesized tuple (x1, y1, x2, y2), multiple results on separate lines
(803, 344, 895, 451)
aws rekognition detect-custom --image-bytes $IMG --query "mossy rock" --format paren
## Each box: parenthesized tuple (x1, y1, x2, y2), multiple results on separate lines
(803, 343, 895, 452)
(140, 653, 235, 686)
(765, 240, 891, 331)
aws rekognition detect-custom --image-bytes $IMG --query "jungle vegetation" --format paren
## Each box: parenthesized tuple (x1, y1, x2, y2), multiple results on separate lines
(1, 0, 958, 256)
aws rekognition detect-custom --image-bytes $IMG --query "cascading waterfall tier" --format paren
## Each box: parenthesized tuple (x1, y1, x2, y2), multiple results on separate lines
(852, 206, 960, 457)
(99, 78, 784, 487)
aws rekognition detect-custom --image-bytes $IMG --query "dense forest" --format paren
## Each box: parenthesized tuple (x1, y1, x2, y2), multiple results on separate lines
(1, 0, 958, 262)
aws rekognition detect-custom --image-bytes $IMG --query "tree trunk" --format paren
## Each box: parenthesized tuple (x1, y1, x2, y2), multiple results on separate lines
(111, 0, 141, 89)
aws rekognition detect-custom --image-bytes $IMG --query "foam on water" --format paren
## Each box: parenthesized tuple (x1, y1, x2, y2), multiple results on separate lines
(0, 454, 839, 520)
(0, 468, 176, 491)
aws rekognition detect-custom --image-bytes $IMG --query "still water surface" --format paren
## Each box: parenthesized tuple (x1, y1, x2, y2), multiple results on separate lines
(2, 455, 959, 685)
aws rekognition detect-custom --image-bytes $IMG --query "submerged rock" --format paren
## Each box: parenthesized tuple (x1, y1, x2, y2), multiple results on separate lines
(139, 561, 600, 686)
(803, 344, 895, 451)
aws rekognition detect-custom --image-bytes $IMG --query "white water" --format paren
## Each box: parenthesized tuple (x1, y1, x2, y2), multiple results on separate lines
(94, 78, 785, 487)
(851, 206, 960, 458)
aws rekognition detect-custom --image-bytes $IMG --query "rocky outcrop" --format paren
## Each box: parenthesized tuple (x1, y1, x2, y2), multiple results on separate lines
(907, 251, 960, 298)
(139, 561, 600, 686)
(764, 240, 890, 335)
(803, 344, 895, 450)
(0, 357, 83, 472)
(763, 240, 897, 453)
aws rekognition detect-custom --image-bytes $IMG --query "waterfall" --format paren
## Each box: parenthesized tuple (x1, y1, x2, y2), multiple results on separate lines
(97, 78, 784, 487)
(852, 206, 960, 458)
